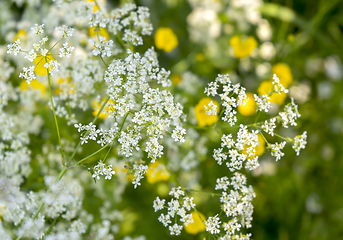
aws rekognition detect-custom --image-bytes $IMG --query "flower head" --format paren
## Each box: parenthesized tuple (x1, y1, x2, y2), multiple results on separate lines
(154, 27, 178, 52)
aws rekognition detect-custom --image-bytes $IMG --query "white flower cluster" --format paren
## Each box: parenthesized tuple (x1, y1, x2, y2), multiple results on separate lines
(7, 39, 21, 56)
(31, 23, 45, 35)
(89, 37, 114, 57)
(254, 93, 271, 112)
(55, 25, 75, 38)
(261, 117, 277, 136)
(205, 74, 248, 126)
(204, 101, 218, 115)
(91, 160, 116, 180)
(153, 187, 195, 235)
(293, 131, 307, 155)
(19, 66, 36, 84)
(270, 141, 287, 161)
(279, 98, 301, 128)
(214, 125, 260, 171)
(109, 4, 153, 37)
(131, 164, 149, 188)
(44, 60, 60, 75)
(210, 173, 255, 239)
(272, 74, 289, 94)
(59, 42, 75, 58)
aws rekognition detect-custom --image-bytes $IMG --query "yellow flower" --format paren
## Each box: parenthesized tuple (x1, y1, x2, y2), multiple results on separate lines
(258, 80, 287, 105)
(194, 98, 219, 127)
(242, 133, 266, 158)
(145, 161, 170, 184)
(237, 92, 256, 116)
(89, 27, 110, 41)
(271, 63, 293, 88)
(92, 98, 115, 119)
(88, 0, 99, 12)
(229, 35, 257, 58)
(33, 54, 55, 76)
(170, 74, 182, 85)
(14, 29, 27, 42)
(154, 27, 178, 53)
(19, 79, 46, 95)
(55, 77, 75, 95)
(184, 211, 206, 235)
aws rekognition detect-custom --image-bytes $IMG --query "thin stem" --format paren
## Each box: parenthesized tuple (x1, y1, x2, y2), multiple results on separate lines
(46, 63, 66, 166)
(46, 218, 57, 235)
(66, 96, 111, 166)
(182, 188, 222, 197)
(75, 111, 130, 165)
(48, 38, 63, 52)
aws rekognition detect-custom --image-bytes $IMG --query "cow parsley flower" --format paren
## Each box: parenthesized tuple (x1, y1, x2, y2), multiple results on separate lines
(293, 131, 307, 155)
(56, 25, 75, 38)
(89, 37, 113, 57)
(205, 214, 221, 234)
(91, 160, 116, 180)
(19, 66, 36, 84)
(31, 24, 45, 35)
(270, 141, 287, 161)
(59, 42, 75, 58)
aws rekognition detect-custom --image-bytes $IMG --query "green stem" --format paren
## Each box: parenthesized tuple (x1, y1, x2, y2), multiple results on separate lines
(66, 96, 110, 166)
(46, 64, 66, 166)
(48, 38, 63, 52)
(75, 111, 130, 165)
(46, 218, 57, 235)
(182, 188, 222, 197)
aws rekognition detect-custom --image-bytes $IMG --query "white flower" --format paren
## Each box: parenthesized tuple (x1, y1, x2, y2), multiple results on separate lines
(24, 49, 37, 62)
(7, 39, 21, 55)
(279, 98, 301, 128)
(153, 197, 165, 212)
(272, 74, 289, 94)
(254, 94, 271, 112)
(270, 141, 287, 161)
(261, 118, 277, 136)
(56, 25, 75, 38)
(171, 126, 186, 143)
(89, 37, 113, 57)
(44, 60, 60, 76)
(59, 42, 75, 58)
(293, 131, 307, 155)
(169, 186, 185, 199)
(91, 160, 116, 180)
(168, 223, 183, 235)
(205, 214, 221, 234)
(19, 66, 36, 84)
(31, 24, 45, 35)
(204, 101, 218, 115)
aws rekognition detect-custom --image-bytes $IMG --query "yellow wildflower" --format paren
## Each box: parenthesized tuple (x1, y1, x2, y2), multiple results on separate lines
(271, 63, 293, 88)
(195, 53, 206, 62)
(194, 98, 219, 127)
(88, 0, 99, 12)
(154, 27, 178, 53)
(258, 80, 287, 105)
(89, 27, 110, 41)
(237, 92, 256, 116)
(33, 54, 55, 76)
(19, 79, 46, 95)
(92, 98, 115, 119)
(145, 161, 170, 184)
(55, 77, 75, 95)
(229, 35, 257, 58)
(14, 29, 27, 42)
(184, 211, 206, 235)
(170, 74, 182, 85)
(242, 133, 266, 159)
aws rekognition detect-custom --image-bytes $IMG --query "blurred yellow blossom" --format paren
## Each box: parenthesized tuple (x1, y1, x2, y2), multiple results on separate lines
(146, 161, 170, 184)
(171, 74, 182, 85)
(55, 77, 74, 95)
(258, 80, 287, 105)
(271, 63, 293, 88)
(229, 35, 257, 58)
(19, 79, 46, 94)
(184, 211, 206, 234)
(154, 27, 178, 52)
(89, 27, 110, 41)
(88, 0, 99, 12)
(92, 98, 115, 119)
(13, 29, 27, 42)
(238, 92, 256, 116)
(195, 53, 206, 62)
(194, 98, 219, 127)
(242, 133, 266, 159)
(33, 54, 54, 76)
